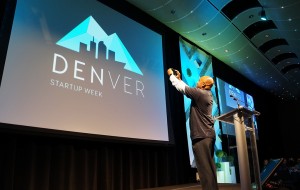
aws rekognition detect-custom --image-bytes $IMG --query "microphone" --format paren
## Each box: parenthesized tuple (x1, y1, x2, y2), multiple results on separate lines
(229, 94, 240, 107)
(229, 94, 260, 116)
(230, 94, 238, 101)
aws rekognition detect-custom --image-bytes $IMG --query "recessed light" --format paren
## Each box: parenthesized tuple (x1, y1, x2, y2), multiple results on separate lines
(260, 8, 267, 21)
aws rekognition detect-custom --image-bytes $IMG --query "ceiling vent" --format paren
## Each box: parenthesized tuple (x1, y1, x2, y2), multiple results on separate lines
(259, 39, 289, 53)
(243, 20, 277, 39)
(271, 53, 298, 65)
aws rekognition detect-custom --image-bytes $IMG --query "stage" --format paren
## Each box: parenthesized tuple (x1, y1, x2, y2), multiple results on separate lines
(139, 183, 241, 190)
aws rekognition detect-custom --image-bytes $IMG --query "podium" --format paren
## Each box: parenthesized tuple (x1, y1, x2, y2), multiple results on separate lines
(215, 106, 262, 190)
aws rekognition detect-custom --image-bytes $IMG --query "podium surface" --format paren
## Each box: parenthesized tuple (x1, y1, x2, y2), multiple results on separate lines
(215, 106, 261, 190)
(216, 106, 258, 125)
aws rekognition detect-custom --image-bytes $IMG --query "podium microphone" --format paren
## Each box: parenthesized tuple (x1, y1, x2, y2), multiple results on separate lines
(229, 94, 240, 107)
(230, 94, 237, 101)
(229, 94, 260, 116)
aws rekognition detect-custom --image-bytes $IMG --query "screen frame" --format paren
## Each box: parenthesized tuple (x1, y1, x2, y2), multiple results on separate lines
(0, 0, 175, 145)
(215, 77, 259, 139)
(260, 158, 283, 185)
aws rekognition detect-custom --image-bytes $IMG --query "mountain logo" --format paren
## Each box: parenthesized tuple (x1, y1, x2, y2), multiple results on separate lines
(56, 16, 143, 75)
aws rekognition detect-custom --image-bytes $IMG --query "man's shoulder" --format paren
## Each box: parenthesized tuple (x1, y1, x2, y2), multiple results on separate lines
(186, 87, 207, 93)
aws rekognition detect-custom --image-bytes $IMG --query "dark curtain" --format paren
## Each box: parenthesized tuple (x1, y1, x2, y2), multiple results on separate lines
(0, 131, 191, 190)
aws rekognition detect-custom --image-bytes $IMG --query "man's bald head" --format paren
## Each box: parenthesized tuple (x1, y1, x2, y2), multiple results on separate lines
(197, 76, 214, 90)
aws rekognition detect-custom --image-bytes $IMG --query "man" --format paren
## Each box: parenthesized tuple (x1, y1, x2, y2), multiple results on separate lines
(167, 68, 219, 190)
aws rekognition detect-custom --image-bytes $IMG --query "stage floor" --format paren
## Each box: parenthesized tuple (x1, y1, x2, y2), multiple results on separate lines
(139, 183, 241, 190)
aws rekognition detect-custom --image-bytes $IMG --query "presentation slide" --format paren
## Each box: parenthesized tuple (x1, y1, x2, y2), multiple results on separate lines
(216, 78, 258, 137)
(0, 0, 169, 141)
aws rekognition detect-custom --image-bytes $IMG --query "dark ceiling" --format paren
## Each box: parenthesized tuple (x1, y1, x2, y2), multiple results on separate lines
(126, 0, 300, 101)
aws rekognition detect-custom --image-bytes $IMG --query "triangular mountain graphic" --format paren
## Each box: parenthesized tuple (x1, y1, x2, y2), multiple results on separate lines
(56, 16, 107, 52)
(56, 16, 143, 75)
(104, 33, 142, 75)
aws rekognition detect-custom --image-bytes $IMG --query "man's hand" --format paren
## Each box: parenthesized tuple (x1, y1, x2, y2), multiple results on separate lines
(167, 68, 174, 76)
(167, 68, 181, 80)
(174, 69, 181, 80)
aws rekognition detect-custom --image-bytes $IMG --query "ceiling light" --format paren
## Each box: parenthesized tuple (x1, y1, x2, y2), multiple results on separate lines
(260, 8, 267, 21)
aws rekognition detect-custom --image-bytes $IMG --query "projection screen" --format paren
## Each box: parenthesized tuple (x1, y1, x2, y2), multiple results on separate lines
(0, 0, 169, 142)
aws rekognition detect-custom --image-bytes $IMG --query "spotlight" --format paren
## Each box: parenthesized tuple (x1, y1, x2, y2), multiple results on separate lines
(260, 8, 267, 21)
